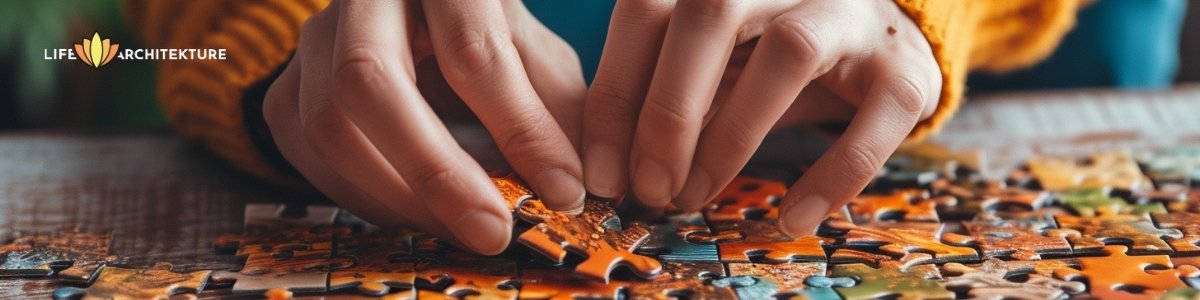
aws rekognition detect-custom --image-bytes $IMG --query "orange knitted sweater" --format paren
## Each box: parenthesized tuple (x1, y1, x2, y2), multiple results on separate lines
(122, 0, 1083, 187)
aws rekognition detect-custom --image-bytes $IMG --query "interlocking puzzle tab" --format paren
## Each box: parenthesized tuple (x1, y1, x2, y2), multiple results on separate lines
(0, 228, 114, 282)
(516, 198, 662, 282)
(10, 145, 1200, 299)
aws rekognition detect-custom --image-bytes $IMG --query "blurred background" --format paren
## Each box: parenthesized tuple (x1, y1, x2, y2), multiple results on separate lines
(0, 0, 1195, 131)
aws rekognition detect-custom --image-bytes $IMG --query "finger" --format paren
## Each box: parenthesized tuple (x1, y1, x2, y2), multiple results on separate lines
(674, 5, 851, 211)
(581, 0, 675, 198)
(506, 2, 587, 148)
(328, 1, 512, 255)
(779, 66, 933, 236)
(294, 6, 452, 237)
(266, 56, 448, 237)
(629, 0, 758, 207)
(423, 0, 585, 213)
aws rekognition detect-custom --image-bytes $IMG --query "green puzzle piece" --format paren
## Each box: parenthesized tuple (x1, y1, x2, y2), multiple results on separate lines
(831, 263, 953, 300)
(1060, 188, 1164, 217)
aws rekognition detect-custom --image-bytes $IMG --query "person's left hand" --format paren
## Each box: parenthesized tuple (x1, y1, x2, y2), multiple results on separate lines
(581, 0, 942, 236)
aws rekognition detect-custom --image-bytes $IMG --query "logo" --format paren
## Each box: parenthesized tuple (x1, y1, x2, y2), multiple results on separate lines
(45, 32, 227, 68)
(74, 32, 119, 68)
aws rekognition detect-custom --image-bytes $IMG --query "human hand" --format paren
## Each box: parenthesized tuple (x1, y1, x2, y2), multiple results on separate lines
(581, 0, 941, 235)
(263, 0, 587, 255)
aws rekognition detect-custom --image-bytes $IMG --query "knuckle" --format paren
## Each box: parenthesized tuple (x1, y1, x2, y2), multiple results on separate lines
(679, 0, 745, 21)
(715, 115, 761, 152)
(496, 111, 556, 155)
(642, 89, 699, 133)
(333, 48, 392, 111)
(768, 17, 828, 60)
(838, 143, 885, 181)
(617, 0, 674, 15)
(439, 28, 505, 85)
(407, 159, 460, 195)
(588, 81, 643, 114)
(884, 76, 929, 117)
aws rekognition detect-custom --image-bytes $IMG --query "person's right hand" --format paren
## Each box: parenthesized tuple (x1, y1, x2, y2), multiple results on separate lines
(262, 0, 588, 255)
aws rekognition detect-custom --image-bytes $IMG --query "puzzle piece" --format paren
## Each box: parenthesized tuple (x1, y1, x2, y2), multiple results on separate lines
(710, 220, 826, 263)
(942, 258, 1084, 299)
(0, 228, 114, 282)
(517, 198, 662, 282)
(829, 248, 934, 270)
(516, 268, 623, 300)
(1055, 213, 1181, 255)
(1152, 212, 1200, 255)
(1059, 188, 1165, 217)
(848, 189, 954, 222)
(413, 254, 519, 299)
(1137, 147, 1200, 186)
(943, 211, 1073, 260)
(206, 203, 359, 295)
(635, 212, 720, 262)
(243, 204, 339, 230)
(493, 175, 535, 212)
(328, 233, 416, 296)
(726, 262, 825, 297)
(831, 262, 953, 300)
(797, 275, 858, 300)
(703, 177, 787, 222)
(1027, 149, 1154, 191)
(1054, 245, 1198, 299)
(627, 262, 734, 299)
(52, 262, 210, 300)
(828, 219, 978, 263)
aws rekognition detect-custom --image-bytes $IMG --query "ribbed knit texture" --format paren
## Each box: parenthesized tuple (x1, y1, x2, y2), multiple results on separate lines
(123, 0, 329, 186)
(892, 0, 1083, 141)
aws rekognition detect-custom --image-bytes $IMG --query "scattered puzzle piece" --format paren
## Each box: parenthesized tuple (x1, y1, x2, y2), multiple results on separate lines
(635, 213, 721, 262)
(1056, 213, 1182, 255)
(52, 262, 210, 300)
(828, 219, 978, 263)
(726, 262, 825, 297)
(848, 189, 953, 222)
(1054, 245, 1198, 300)
(710, 220, 826, 263)
(831, 262, 953, 300)
(942, 258, 1084, 299)
(704, 177, 787, 222)
(0, 228, 114, 281)
(412, 254, 519, 299)
(1027, 149, 1154, 191)
(328, 233, 415, 296)
(1152, 212, 1200, 255)
(1059, 188, 1165, 217)
(627, 262, 734, 299)
(943, 211, 1073, 260)
(517, 198, 662, 282)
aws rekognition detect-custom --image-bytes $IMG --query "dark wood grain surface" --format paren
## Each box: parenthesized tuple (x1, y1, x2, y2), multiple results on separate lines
(1, 84, 1198, 297)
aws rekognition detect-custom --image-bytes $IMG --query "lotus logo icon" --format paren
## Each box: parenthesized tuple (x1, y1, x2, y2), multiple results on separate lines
(74, 32, 119, 68)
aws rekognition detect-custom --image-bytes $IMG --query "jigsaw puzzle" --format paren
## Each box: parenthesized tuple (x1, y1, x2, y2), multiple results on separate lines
(8, 145, 1200, 299)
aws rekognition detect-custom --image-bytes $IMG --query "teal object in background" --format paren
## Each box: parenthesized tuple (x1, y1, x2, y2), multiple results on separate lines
(525, 0, 1187, 90)
(969, 0, 1187, 91)
(524, 0, 615, 84)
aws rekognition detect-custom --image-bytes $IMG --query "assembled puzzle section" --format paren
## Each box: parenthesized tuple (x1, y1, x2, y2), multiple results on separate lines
(5, 145, 1200, 299)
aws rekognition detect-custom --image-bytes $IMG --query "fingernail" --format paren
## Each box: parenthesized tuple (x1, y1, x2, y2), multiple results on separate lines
(782, 196, 831, 237)
(673, 168, 713, 211)
(584, 143, 624, 198)
(534, 168, 586, 215)
(453, 209, 511, 255)
(632, 158, 673, 207)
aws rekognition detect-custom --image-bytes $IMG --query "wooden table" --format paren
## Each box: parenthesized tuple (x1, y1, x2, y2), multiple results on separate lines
(2, 85, 1198, 297)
